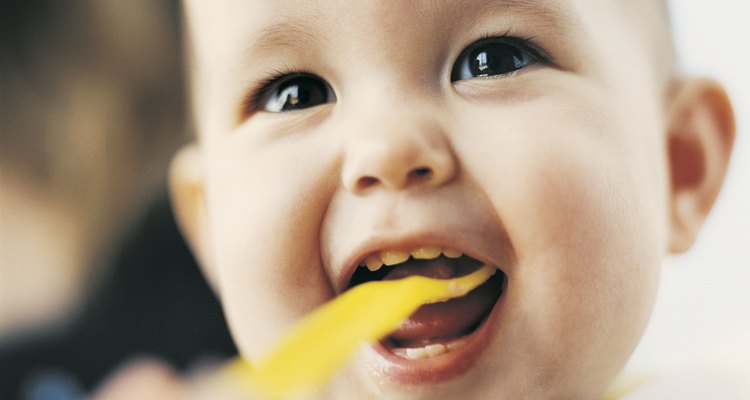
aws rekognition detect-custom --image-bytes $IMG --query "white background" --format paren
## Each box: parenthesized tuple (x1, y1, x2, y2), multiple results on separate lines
(626, 0, 750, 374)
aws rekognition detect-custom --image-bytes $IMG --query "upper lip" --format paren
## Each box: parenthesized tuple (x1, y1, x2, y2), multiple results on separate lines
(332, 228, 512, 294)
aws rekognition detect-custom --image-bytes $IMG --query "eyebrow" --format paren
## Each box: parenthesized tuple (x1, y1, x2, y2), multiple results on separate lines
(445, 0, 578, 33)
(248, 19, 328, 55)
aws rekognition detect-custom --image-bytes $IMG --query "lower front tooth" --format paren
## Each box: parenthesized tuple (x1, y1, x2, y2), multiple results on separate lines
(405, 347, 428, 360)
(446, 341, 466, 351)
(424, 343, 446, 357)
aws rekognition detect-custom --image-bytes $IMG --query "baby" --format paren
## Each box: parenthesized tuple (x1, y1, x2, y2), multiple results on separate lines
(102, 0, 736, 399)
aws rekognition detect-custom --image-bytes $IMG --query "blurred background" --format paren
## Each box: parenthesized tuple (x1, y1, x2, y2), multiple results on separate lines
(0, 0, 748, 398)
(1, 1, 235, 399)
(0, 0, 185, 338)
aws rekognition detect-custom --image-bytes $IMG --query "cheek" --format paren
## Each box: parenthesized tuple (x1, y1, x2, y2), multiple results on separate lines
(517, 152, 661, 393)
(515, 147, 662, 347)
(458, 92, 664, 384)
(202, 137, 338, 358)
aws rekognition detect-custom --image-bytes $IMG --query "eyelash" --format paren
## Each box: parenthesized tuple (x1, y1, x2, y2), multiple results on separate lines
(241, 67, 308, 115)
(470, 32, 550, 65)
(240, 33, 550, 118)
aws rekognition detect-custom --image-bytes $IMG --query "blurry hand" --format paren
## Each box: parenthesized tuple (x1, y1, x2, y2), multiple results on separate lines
(92, 357, 255, 400)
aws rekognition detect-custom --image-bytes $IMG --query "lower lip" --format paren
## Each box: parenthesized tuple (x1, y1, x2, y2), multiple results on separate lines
(363, 281, 507, 385)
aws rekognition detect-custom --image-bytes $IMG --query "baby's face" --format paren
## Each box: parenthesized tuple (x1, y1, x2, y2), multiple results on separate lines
(183, 0, 669, 398)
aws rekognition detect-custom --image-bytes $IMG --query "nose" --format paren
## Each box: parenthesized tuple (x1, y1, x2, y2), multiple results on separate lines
(341, 113, 457, 194)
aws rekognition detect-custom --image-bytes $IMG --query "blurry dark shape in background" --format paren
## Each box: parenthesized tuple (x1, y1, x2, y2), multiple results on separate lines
(1, 0, 186, 332)
(0, 195, 237, 399)
(0, 0, 236, 398)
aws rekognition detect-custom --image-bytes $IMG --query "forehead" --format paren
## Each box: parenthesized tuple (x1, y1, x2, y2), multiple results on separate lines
(184, 0, 623, 58)
(185, 0, 582, 31)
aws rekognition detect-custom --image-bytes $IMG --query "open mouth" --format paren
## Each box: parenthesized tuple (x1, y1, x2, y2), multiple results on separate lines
(347, 247, 507, 362)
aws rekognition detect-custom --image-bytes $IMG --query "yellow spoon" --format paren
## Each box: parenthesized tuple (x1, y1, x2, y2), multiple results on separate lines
(225, 264, 496, 399)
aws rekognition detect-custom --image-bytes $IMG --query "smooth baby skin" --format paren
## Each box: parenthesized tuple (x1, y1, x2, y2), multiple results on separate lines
(171, 0, 734, 398)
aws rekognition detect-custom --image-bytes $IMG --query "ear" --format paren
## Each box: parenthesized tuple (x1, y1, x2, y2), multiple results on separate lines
(666, 78, 735, 253)
(169, 143, 218, 287)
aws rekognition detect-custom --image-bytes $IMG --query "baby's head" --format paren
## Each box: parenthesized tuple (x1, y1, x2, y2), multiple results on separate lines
(170, 1, 734, 398)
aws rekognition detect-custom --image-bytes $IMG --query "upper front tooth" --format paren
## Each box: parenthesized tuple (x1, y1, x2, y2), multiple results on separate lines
(442, 249, 463, 258)
(411, 246, 442, 260)
(380, 250, 410, 266)
(364, 255, 383, 271)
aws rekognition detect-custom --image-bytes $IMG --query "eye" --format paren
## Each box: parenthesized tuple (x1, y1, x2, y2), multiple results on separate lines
(451, 37, 542, 82)
(255, 73, 336, 113)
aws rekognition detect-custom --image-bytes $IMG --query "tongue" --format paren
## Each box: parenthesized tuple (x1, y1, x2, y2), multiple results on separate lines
(383, 258, 503, 347)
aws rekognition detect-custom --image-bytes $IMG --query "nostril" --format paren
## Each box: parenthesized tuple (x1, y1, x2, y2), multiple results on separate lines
(349, 166, 438, 193)
(408, 166, 433, 183)
(356, 176, 379, 191)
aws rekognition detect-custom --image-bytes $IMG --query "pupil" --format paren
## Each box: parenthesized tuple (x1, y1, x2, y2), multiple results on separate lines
(469, 44, 524, 77)
(277, 77, 326, 111)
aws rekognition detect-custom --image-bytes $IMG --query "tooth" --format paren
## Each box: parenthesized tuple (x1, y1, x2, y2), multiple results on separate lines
(405, 347, 428, 360)
(364, 255, 383, 272)
(411, 246, 442, 260)
(442, 249, 463, 258)
(380, 250, 410, 266)
(424, 344, 447, 357)
(446, 341, 466, 351)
